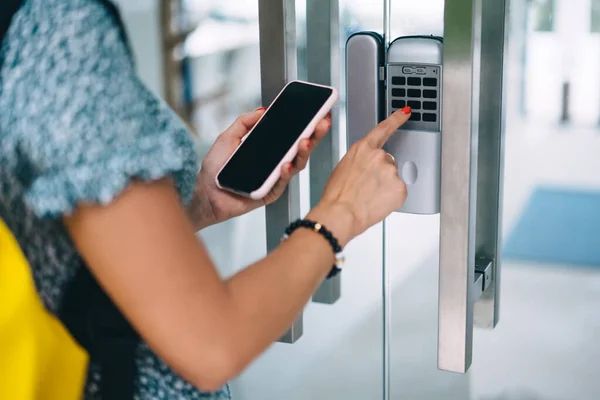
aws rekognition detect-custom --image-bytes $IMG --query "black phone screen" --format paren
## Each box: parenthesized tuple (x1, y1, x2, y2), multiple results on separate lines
(217, 81, 333, 194)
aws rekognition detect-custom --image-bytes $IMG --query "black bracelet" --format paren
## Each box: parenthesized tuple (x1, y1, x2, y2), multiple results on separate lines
(282, 219, 344, 279)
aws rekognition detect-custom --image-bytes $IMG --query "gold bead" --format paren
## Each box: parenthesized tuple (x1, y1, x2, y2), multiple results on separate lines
(314, 223, 322, 232)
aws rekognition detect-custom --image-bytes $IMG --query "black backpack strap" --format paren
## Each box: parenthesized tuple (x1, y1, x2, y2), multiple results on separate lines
(60, 265, 141, 399)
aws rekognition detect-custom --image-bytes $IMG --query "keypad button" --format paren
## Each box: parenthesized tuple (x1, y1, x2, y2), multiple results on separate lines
(392, 76, 406, 85)
(392, 100, 406, 109)
(423, 78, 438, 87)
(407, 100, 421, 110)
(423, 90, 437, 99)
(423, 113, 437, 122)
(423, 101, 437, 110)
(407, 77, 421, 86)
(392, 88, 406, 97)
(409, 112, 422, 121)
(407, 89, 421, 98)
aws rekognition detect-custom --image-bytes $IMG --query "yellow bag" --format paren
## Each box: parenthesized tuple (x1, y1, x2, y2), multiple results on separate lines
(0, 218, 88, 399)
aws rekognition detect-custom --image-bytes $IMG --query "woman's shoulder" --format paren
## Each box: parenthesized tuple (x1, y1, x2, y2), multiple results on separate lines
(0, 0, 137, 165)
(1, 0, 199, 217)
(1, 0, 135, 121)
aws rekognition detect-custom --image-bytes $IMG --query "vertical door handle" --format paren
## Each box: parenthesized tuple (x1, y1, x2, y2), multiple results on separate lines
(306, 0, 342, 305)
(258, 0, 303, 344)
(438, 0, 509, 373)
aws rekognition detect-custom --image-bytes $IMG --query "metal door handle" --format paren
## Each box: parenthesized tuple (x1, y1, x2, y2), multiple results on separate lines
(306, 0, 342, 305)
(258, 0, 303, 344)
(438, 0, 509, 373)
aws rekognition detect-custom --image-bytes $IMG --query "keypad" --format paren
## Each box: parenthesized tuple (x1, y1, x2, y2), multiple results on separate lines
(388, 66, 440, 130)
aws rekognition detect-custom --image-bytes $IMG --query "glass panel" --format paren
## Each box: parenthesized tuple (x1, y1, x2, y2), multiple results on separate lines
(193, 0, 385, 399)
(389, 0, 444, 38)
(473, 1, 600, 397)
(389, 0, 600, 398)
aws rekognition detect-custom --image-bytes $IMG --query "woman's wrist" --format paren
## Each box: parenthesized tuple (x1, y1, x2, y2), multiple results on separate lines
(305, 202, 355, 248)
(187, 191, 218, 231)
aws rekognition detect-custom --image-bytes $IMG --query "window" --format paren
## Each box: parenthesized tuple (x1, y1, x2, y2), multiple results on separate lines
(531, 0, 554, 32)
(592, 0, 600, 33)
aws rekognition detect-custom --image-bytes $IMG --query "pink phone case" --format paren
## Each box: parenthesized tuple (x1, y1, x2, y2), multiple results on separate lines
(215, 80, 339, 200)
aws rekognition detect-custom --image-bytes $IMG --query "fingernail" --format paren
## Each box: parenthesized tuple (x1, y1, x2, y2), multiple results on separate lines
(305, 139, 311, 149)
(287, 163, 293, 172)
(255, 106, 266, 111)
(326, 112, 332, 119)
(401, 106, 412, 115)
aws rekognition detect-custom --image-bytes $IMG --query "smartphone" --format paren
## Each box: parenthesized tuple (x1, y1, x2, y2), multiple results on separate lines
(216, 80, 338, 199)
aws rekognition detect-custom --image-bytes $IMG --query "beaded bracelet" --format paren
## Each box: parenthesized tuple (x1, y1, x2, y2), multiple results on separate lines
(282, 219, 344, 279)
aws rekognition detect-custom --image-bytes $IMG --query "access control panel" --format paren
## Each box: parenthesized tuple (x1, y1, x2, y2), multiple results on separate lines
(347, 34, 442, 215)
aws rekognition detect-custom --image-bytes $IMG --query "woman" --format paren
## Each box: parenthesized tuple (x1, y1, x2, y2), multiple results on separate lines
(0, 0, 411, 398)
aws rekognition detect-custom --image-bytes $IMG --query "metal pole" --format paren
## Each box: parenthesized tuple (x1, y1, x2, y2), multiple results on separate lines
(258, 0, 303, 344)
(383, 0, 391, 50)
(307, 0, 342, 305)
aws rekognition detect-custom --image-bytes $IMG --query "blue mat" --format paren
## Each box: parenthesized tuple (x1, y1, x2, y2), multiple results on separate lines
(503, 187, 600, 267)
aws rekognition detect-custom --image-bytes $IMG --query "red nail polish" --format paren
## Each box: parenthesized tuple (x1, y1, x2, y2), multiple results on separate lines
(255, 106, 266, 111)
(306, 140, 311, 149)
(401, 106, 412, 115)
(287, 163, 293, 172)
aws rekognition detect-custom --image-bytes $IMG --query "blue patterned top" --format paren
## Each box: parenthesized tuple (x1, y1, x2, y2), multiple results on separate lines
(0, 0, 231, 398)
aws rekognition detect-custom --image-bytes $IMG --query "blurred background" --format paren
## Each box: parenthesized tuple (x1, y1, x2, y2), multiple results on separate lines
(114, 0, 600, 398)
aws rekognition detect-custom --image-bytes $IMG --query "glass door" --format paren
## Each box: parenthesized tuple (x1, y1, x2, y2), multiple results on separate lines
(198, 1, 389, 399)
(388, 0, 600, 399)
(172, 0, 600, 398)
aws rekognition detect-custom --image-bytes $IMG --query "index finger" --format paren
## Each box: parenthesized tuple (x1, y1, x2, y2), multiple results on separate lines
(365, 106, 411, 148)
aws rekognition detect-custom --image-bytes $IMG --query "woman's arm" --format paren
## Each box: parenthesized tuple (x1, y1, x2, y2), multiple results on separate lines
(64, 108, 410, 392)
(65, 179, 352, 391)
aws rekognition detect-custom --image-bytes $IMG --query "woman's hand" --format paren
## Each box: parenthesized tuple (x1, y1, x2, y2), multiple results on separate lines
(190, 108, 332, 230)
(306, 107, 412, 247)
